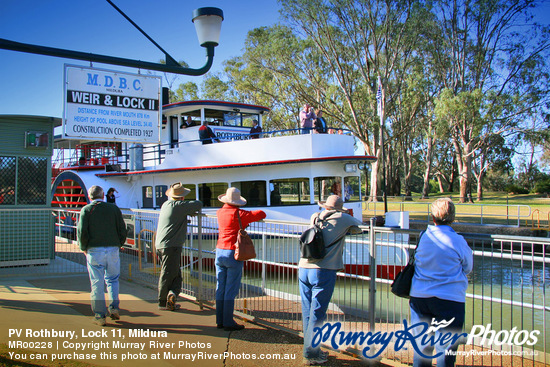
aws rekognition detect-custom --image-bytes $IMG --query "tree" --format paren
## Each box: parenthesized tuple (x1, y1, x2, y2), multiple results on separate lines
(224, 26, 318, 131)
(427, 0, 550, 202)
(159, 59, 190, 103)
(173, 81, 199, 101)
(201, 74, 230, 100)
(472, 134, 514, 199)
(276, 0, 426, 200)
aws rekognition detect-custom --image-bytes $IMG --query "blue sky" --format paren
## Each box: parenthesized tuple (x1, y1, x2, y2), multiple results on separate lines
(0, 0, 281, 117)
(1, 0, 549, 120)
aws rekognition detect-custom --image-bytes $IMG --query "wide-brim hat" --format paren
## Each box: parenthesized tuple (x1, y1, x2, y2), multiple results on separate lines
(166, 182, 190, 198)
(318, 195, 348, 213)
(218, 187, 247, 206)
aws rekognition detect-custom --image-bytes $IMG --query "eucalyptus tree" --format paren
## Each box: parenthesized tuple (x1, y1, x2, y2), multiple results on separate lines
(159, 59, 190, 102)
(201, 73, 230, 101)
(173, 81, 199, 101)
(391, 61, 439, 199)
(430, 137, 459, 193)
(472, 134, 514, 199)
(427, 0, 550, 202)
(223, 25, 323, 132)
(278, 0, 426, 200)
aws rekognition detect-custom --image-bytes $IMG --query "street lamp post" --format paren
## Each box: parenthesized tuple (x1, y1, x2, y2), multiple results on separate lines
(0, 3, 223, 76)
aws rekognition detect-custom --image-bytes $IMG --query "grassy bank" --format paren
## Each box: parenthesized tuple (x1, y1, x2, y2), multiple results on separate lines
(362, 192, 550, 229)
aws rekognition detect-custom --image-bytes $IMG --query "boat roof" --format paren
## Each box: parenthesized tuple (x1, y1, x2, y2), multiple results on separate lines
(162, 100, 270, 117)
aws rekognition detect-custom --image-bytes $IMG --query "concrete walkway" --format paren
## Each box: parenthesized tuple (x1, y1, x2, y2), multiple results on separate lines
(0, 274, 389, 367)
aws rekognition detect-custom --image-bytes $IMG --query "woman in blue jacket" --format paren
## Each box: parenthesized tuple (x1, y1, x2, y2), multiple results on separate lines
(410, 198, 473, 366)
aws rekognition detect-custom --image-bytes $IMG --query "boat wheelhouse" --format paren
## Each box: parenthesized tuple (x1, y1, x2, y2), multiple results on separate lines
(52, 100, 376, 223)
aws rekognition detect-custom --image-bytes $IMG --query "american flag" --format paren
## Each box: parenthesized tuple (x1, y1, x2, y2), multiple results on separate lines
(376, 77, 382, 116)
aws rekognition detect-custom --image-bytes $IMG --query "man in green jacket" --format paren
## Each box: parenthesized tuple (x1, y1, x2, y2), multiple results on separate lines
(155, 183, 203, 311)
(78, 185, 127, 326)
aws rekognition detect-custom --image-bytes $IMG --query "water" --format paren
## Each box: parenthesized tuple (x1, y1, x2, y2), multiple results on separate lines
(185, 235, 549, 352)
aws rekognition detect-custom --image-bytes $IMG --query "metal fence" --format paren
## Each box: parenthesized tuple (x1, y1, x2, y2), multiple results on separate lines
(1, 207, 548, 366)
(363, 198, 534, 227)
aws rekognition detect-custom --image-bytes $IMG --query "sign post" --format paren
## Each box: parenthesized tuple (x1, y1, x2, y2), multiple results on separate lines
(63, 65, 161, 144)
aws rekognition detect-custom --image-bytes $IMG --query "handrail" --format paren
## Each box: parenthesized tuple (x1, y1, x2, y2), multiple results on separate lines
(364, 199, 532, 227)
(529, 209, 550, 231)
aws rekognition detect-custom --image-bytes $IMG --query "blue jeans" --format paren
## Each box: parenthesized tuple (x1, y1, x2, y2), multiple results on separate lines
(86, 247, 120, 318)
(299, 267, 337, 358)
(215, 249, 243, 327)
(409, 297, 465, 367)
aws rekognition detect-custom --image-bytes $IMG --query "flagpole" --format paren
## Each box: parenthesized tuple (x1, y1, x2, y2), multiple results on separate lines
(377, 77, 388, 215)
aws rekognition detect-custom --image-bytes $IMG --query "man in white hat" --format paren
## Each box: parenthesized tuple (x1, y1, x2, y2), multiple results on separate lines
(298, 195, 363, 365)
(155, 183, 203, 311)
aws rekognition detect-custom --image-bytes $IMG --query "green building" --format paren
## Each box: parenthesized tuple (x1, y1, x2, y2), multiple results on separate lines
(0, 115, 59, 266)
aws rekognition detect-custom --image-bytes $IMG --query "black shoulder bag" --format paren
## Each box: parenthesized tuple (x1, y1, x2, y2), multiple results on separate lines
(390, 231, 424, 298)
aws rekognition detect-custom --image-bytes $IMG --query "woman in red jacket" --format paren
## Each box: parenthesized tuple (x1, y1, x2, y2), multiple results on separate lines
(216, 187, 266, 331)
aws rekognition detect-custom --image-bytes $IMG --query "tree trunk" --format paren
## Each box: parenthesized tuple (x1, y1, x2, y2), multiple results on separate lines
(402, 142, 413, 198)
(476, 174, 484, 201)
(369, 161, 379, 202)
(447, 155, 457, 192)
(437, 175, 445, 193)
(456, 142, 473, 203)
(386, 146, 394, 196)
(421, 134, 434, 199)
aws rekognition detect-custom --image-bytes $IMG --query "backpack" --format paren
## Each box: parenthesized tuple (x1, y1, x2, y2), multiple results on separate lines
(299, 213, 338, 260)
(299, 216, 326, 259)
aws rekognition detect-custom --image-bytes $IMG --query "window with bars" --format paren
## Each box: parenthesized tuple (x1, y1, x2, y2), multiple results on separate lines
(0, 156, 48, 206)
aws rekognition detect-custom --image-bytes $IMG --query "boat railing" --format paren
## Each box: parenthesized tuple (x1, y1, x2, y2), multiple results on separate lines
(123, 127, 353, 170)
(6, 207, 548, 364)
(51, 127, 353, 173)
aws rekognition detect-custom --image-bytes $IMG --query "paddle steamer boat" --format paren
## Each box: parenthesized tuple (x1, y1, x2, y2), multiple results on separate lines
(51, 100, 406, 278)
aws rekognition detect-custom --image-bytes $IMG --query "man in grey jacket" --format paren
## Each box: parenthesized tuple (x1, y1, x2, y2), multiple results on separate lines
(155, 183, 203, 311)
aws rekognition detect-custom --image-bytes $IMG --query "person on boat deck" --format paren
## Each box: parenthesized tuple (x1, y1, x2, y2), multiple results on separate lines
(249, 119, 262, 139)
(270, 184, 282, 206)
(409, 198, 473, 367)
(199, 183, 212, 207)
(299, 195, 363, 365)
(77, 185, 127, 326)
(198, 121, 219, 144)
(180, 116, 196, 128)
(313, 109, 328, 134)
(299, 103, 316, 134)
(155, 183, 203, 311)
(215, 187, 266, 331)
(248, 183, 261, 206)
(106, 187, 118, 205)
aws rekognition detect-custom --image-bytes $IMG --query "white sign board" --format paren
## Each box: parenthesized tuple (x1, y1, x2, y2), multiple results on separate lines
(63, 65, 161, 143)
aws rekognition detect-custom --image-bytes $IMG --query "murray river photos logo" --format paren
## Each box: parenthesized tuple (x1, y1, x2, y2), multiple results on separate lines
(311, 319, 540, 359)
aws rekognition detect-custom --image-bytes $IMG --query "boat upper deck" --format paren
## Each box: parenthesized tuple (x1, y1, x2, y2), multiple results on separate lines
(53, 100, 376, 174)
